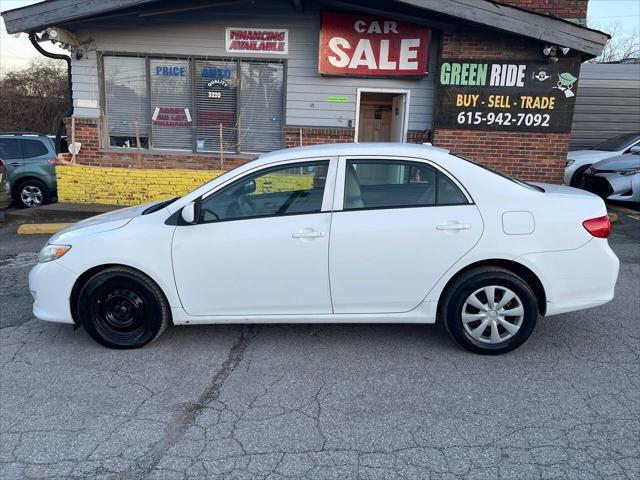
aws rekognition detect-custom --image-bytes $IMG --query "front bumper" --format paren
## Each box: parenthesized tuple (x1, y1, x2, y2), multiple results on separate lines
(28, 261, 77, 324)
(582, 172, 640, 202)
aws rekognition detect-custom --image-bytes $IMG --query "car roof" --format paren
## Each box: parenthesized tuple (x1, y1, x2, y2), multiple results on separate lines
(257, 142, 450, 165)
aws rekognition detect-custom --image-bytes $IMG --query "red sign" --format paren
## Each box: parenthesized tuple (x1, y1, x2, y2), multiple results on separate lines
(318, 11, 430, 77)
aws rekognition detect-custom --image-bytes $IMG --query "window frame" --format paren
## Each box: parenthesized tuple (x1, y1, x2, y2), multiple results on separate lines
(333, 156, 473, 212)
(194, 157, 338, 225)
(99, 52, 287, 155)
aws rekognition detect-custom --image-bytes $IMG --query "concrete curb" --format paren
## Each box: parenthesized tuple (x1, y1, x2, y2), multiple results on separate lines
(17, 223, 73, 235)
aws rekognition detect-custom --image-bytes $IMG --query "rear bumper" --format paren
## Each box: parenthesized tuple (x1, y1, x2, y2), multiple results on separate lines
(517, 238, 619, 317)
(28, 261, 76, 324)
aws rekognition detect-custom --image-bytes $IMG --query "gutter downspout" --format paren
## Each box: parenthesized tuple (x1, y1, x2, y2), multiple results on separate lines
(28, 32, 73, 154)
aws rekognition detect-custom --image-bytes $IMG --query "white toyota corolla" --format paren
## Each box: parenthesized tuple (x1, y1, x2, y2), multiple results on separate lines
(29, 143, 619, 354)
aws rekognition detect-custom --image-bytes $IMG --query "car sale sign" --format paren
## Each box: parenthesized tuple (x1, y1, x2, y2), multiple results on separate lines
(318, 11, 430, 77)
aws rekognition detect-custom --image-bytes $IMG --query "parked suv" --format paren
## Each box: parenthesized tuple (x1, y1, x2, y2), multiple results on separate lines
(0, 133, 58, 208)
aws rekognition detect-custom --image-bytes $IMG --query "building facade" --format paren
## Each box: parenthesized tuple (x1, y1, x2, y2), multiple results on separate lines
(3, 0, 607, 184)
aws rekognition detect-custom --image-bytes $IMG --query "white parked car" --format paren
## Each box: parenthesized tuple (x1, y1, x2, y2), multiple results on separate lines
(29, 144, 619, 354)
(565, 133, 640, 187)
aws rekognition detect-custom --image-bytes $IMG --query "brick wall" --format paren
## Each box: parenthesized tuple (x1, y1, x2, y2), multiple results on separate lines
(56, 163, 224, 205)
(494, 0, 588, 19)
(433, 29, 577, 183)
(284, 127, 429, 147)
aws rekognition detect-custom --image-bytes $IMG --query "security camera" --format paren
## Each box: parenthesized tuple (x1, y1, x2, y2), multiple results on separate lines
(47, 28, 58, 39)
(542, 45, 556, 56)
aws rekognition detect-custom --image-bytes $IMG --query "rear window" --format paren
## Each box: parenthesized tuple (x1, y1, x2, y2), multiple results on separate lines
(0, 139, 21, 159)
(21, 139, 49, 158)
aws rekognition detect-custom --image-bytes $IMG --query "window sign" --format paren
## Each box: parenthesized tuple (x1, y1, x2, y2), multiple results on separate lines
(434, 59, 581, 133)
(196, 60, 238, 152)
(150, 59, 193, 150)
(226, 28, 288, 55)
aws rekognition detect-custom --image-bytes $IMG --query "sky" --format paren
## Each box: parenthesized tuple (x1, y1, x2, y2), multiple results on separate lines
(1, 0, 639, 73)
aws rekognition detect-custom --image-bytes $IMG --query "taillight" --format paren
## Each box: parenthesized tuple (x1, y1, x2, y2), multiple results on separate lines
(582, 215, 611, 238)
(0, 159, 4, 166)
(47, 158, 58, 166)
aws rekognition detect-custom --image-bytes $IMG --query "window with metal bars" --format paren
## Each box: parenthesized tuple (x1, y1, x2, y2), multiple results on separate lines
(102, 55, 284, 155)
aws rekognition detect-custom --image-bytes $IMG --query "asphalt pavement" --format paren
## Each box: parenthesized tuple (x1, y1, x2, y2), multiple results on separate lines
(0, 213, 638, 480)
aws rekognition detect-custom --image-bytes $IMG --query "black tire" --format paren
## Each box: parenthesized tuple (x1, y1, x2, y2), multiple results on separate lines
(569, 164, 591, 188)
(78, 267, 170, 349)
(15, 178, 50, 208)
(442, 267, 538, 355)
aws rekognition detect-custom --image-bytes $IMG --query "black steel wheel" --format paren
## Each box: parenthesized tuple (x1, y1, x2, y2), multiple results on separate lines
(78, 267, 170, 349)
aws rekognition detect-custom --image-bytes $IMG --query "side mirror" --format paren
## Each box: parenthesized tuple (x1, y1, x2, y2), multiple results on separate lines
(629, 145, 640, 153)
(181, 201, 197, 224)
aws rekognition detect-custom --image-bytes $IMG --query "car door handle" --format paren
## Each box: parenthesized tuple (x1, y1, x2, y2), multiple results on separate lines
(292, 230, 325, 239)
(8, 162, 21, 167)
(436, 222, 471, 231)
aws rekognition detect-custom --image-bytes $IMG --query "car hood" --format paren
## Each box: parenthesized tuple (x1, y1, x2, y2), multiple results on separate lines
(567, 150, 619, 162)
(48, 199, 165, 244)
(593, 154, 640, 171)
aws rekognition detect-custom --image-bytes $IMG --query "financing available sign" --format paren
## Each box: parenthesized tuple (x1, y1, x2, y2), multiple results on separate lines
(318, 11, 431, 77)
(226, 27, 288, 55)
(434, 59, 581, 133)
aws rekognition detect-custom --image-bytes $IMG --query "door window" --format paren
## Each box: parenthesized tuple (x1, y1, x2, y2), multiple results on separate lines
(0, 139, 21, 159)
(344, 159, 468, 210)
(199, 161, 330, 223)
(21, 139, 49, 158)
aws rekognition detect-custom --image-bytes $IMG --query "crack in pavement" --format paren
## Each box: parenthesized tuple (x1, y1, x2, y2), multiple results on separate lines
(115, 326, 255, 480)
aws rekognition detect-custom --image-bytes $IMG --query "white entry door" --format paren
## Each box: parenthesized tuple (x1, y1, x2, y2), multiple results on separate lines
(329, 157, 483, 314)
(172, 159, 336, 316)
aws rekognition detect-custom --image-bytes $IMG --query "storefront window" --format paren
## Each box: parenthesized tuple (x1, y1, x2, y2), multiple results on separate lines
(150, 59, 193, 151)
(239, 62, 284, 153)
(195, 60, 238, 153)
(103, 57, 149, 148)
(102, 55, 284, 154)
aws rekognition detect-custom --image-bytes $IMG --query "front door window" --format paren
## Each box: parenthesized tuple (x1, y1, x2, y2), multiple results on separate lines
(199, 161, 330, 222)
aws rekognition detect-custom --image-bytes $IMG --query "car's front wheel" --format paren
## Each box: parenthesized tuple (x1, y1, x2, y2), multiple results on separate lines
(442, 267, 538, 355)
(15, 179, 50, 208)
(77, 267, 170, 349)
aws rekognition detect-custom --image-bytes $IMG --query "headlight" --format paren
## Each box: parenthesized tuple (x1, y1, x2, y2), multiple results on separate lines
(565, 159, 575, 167)
(617, 168, 640, 176)
(38, 244, 71, 263)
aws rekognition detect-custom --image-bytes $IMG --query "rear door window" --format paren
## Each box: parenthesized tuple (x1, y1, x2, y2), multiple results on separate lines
(344, 159, 468, 210)
(0, 139, 22, 159)
(21, 139, 50, 158)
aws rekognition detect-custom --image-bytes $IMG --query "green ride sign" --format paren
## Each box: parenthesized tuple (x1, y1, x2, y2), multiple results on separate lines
(434, 59, 581, 133)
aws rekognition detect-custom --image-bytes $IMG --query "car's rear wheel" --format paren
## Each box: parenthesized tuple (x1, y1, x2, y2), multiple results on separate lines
(78, 267, 170, 349)
(570, 164, 591, 188)
(442, 267, 538, 355)
(15, 179, 49, 208)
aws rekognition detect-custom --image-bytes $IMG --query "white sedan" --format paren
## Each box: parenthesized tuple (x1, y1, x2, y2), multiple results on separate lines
(29, 143, 619, 354)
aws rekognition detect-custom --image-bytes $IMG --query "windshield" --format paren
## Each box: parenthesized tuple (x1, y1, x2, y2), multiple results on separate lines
(591, 133, 640, 152)
(454, 154, 545, 192)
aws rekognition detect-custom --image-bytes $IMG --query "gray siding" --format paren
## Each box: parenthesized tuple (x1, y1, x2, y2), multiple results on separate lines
(69, 0, 436, 131)
(570, 63, 640, 150)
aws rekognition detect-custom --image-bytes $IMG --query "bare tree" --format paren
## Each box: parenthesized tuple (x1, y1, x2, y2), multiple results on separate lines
(0, 60, 69, 132)
(588, 21, 640, 63)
